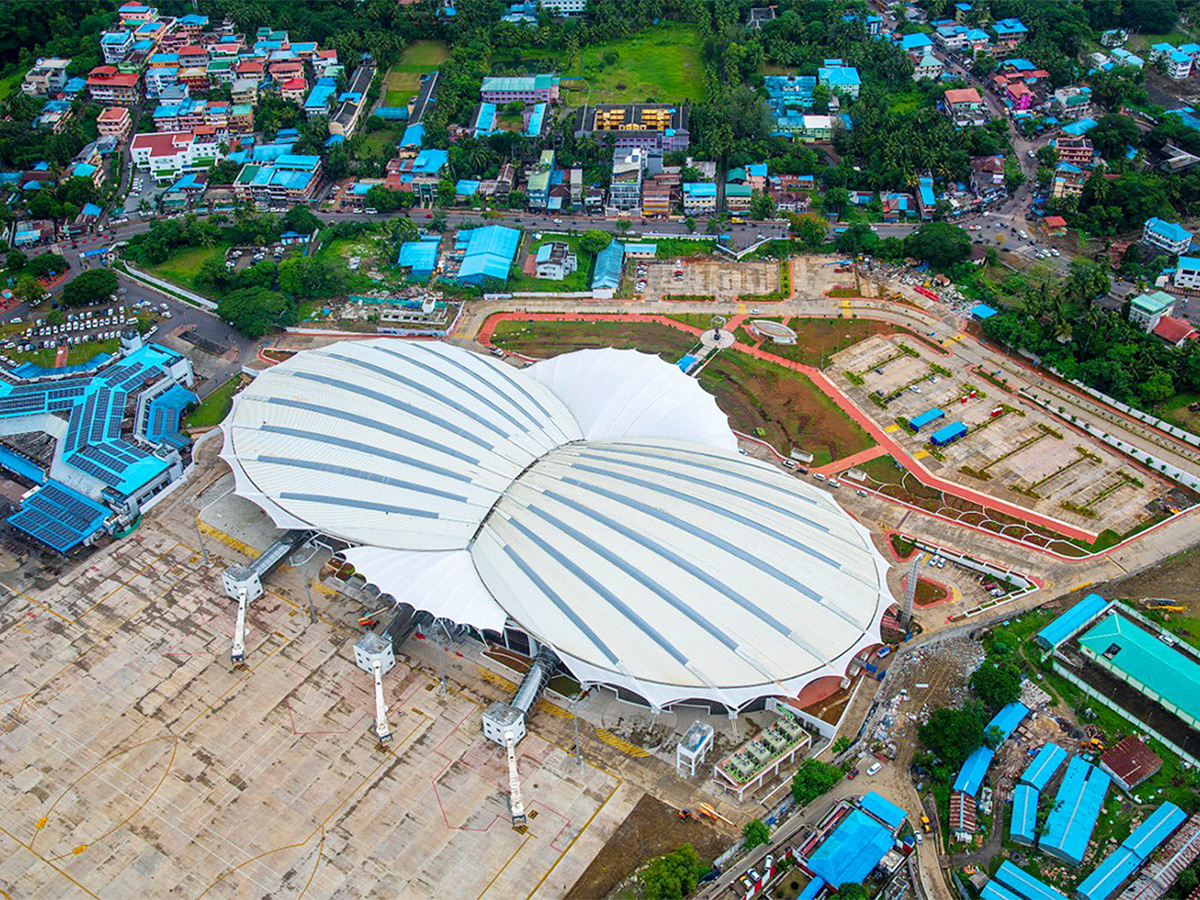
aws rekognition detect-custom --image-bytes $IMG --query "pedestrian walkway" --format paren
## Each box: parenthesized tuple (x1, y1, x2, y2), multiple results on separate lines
(812, 445, 889, 476)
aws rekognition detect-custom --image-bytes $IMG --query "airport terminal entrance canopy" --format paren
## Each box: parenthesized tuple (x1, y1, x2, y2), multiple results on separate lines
(222, 339, 895, 710)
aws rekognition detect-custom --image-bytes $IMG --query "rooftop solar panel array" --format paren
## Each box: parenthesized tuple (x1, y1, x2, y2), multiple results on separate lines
(6, 480, 109, 552)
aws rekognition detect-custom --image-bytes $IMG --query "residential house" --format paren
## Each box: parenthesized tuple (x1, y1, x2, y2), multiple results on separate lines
(229, 104, 254, 133)
(1101, 28, 1128, 47)
(641, 179, 673, 217)
(1052, 86, 1093, 121)
(944, 87, 987, 127)
(1128, 290, 1177, 330)
(1042, 215, 1067, 236)
(130, 129, 223, 184)
(101, 30, 134, 65)
(1056, 135, 1093, 168)
(991, 18, 1028, 50)
(726, 183, 752, 213)
(683, 182, 717, 215)
(305, 79, 338, 119)
(34, 100, 73, 133)
(1143, 217, 1194, 255)
(1167, 49, 1193, 80)
(231, 78, 258, 105)
(1175, 255, 1200, 290)
(527, 149, 557, 210)
(767, 174, 815, 212)
(87, 66, 141, 105)
(882, 192, 916, 221)
(747, 6, 777, 29)
(233, 153, 323, 207)
(97, 106, 133, 142)
(1051, 162, 1086, 199)
(1111, 48, 1143, 68)
(797, 114, 834, 142)
(1153, 316, 1199, 346)
(916, 176, 937, 220)
(534, 242, 578, 280)
(22, 58, 71, 97)
(899, 32, 934, 61)
(144, 65, 180, 98)
(914, 53, 944, 80)
(609, 147, 645, 215)
(385, 148, 448, 206)
(818, 59, 861, 99)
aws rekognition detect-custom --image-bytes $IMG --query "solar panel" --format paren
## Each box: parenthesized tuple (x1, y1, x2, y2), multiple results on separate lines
(68, 455, 122, 487)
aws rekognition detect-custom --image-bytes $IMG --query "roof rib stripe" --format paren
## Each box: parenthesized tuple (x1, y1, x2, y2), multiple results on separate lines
(279, 492, 439, 517)
(256, 424, 473, 483)
(255, 455, 468, 502)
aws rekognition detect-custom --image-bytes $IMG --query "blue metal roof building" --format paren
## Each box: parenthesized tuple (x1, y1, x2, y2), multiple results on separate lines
(1062, 118, 1098, 136)
(1076, 803, 1184, 900)
(398, 238, 439, 280)
(1010, 783, 1039, 845)
(592, 241, 625, 292)
(992, 861, 1068, 900)
(455, 226, 521, 285)
(971, 303, 998, 320)
(1021, 743, 1067, 790)
(806, 809, 896, 889)
(910, 407, 945, 431)
(930, 421, 968, 446)
(1036, 593, 1109, 650)
(860, 791, 906, 829)
(955, 703, 1030, 795)
(1041, 757, 1111, 865)
(145, 384, 196, 449)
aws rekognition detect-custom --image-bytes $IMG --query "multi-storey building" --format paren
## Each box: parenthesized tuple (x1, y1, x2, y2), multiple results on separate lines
(480, 74, 559, 103)
(233, 154, 323, 206)
(22, 58, 71, 97)
(1056, 136, 1093, 168)
(97, 106, 133, 142)
(1143, 217, 1194, 256)
(130, 129, 223, 184)
(101, 30, 134, 64)
(575, 104, 690, 152)
(86, 66, 141, 105)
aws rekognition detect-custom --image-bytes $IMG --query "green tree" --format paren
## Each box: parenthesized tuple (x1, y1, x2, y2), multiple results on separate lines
(217, 288, 292, 338)
(5, 249, 26, 272)
(970, 660, 1022, 712)
(15, 274, 45, 306)
(26, 253, 67, 279)
(905, 223, 970, 268)
(792, 214, 828, 248)
(642, 844, 707, 900)
(791, 759, 843, 806)
(579, 230, 611, 256)
(838, 885, 871, 900)
(750, 191, 777, 221)
(615, 219, 632, 233)
(281, 205, 321, 235)
(684, 216, 696, 233)
(60, 268, 118, 308)
(1089, 114, 1140, 161)
(430, 211, 448, 232)
(918, 701, 987, 769)
(742, 818, 770, 849)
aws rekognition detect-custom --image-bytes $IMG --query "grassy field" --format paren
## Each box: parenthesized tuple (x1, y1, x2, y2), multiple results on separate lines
(490, 319, 698, 361)
(697, 351, 875, 465)
(360, 126, 404, 157)
(146, 244, 226, 293)
(743, 318, 913, 369)
(185, 375, 241, 429)
(383, 40, 449, 107)
(0, 71, 21, 103)
(578, 24, 707, 103)
(507, 234, 595, 293)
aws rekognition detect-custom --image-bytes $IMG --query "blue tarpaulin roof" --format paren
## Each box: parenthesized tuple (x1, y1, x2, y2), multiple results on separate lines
(971, 303, 998, 319)
(954, 703, 1029, 794)
(806, 809, 895, 888)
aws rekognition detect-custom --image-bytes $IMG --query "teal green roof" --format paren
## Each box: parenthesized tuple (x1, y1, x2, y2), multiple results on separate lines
(1079, 612, 1200, 724)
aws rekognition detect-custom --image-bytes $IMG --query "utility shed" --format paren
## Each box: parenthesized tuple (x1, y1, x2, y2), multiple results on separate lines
(930, 420, 968, 446)
(1099, 736, 1162, 792)
(910, 407, 946, 431)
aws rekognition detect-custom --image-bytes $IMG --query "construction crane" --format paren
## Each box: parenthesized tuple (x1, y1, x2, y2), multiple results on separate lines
(231, 587, 248, 665)
(506, 732, 526, 827)
(372, 658, 392, 744)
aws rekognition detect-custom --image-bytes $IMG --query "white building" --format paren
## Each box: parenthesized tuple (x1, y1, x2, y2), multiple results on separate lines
(130, 130, 223, 184)
(221, 341, 896, 714)
(533, 242, 578, 280)
(1143, 217, 1194, 256)
(541, 0, 586, 13)
(1175, 255, 1200, 290)
(913, 53, 944, 80)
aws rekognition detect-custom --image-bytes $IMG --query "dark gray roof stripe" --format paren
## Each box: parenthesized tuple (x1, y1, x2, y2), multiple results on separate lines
(326, 352, 514, 441)
(523, 502, 740, 654)
(262, 398, 482, 465)
(257, 424, 473, 484)
(497, 543, 620, 665)
(280, 493, 439, 517)
(290, 371, 500, 452)
(502, 514, 691, 668)
(256, 455, 468, 502)
(559, 474, 873, 627)
(381, 343, 554, 430)
(536, 485, 844, 654)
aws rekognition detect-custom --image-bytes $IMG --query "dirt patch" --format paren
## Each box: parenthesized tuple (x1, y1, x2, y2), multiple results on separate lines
(1074, 545, 1200, 611)
(753, 318, 919, 369)
(565, 793, 727, 900)
(698, 351, 875, 466)
(489, 320, 698, 362)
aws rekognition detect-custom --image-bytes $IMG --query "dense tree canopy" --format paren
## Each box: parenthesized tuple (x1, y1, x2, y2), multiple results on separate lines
(60, 268, 118, 308)
(641, 843, 708, 900)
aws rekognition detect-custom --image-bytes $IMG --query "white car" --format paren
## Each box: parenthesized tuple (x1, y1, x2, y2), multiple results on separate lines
(867, 762, 882, 776)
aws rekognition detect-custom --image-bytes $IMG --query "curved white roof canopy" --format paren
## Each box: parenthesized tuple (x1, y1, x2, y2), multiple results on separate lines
(222, 339, 893, 709)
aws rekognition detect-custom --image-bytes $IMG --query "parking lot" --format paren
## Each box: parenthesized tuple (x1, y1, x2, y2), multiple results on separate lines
(643, 258, 779, 299)
(833, 334, 1175, 535)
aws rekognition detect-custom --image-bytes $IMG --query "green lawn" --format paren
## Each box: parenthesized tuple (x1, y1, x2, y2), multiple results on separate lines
(579, 23, 707, 102)
(361, 126, 403, 157)
(146, 244, 226, 293)
(185, 375, 241, 428)
(507, 234, 595, 293)
(887, 91, 925, 115)
(10, 337, 120, 369)
(383, 40, 449, 107)
(0, 70, 21, 102)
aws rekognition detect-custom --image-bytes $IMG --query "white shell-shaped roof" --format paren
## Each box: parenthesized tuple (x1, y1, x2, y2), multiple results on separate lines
(222, 339, 893, 709)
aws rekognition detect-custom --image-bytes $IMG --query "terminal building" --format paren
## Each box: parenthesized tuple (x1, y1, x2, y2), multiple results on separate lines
(0, 331, 195, 553)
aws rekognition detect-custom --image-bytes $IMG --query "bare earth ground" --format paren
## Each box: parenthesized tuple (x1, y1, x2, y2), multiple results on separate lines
(565, 794, 725, 899)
